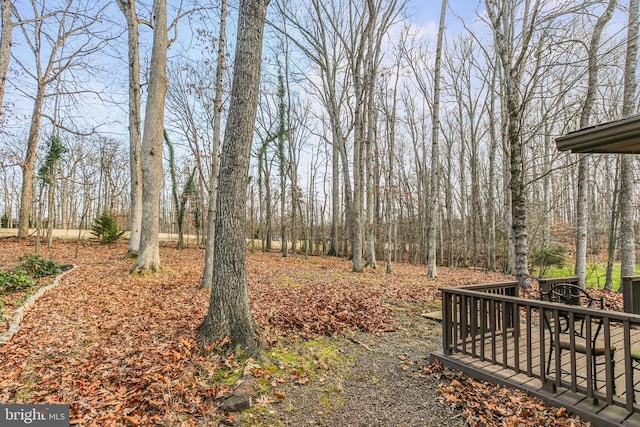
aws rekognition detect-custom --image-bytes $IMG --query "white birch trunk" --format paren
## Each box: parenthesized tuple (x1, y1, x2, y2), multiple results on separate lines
(575, 0, 617, 288)
(427, 0, 447, 278)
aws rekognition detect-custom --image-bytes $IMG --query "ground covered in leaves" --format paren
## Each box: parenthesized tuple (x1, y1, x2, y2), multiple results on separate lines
(0, 239, 603, 426)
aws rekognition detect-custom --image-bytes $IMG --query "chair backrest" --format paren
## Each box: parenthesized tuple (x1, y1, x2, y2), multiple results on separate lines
(539, 283, 605, 342)
(540, 283, 604, 309)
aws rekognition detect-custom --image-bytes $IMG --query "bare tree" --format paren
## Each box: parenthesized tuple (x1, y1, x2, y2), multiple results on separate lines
(277, 65, 288, 257)
(484, 0, 548, 287)
(605, 156, 621, 290)
(130, 0, 168, 274)
(348, 0, 400, 272)
(272, 0, 405, 272)
(14, 0, 107, 239)
(0, 0, 13, 118)
(485, 0, 532, 286)
(382, 41, 402, 273)
(271, 0, 353, 260)
(448, 37, 489, 268)
(486, 56, 499, 271)
(426, 0, 447, 277)
(197, 0, 268, 357)
(201, 0, 227, 289)
(116, 0, 144, 258)
(574, 0, 617, 288)
(619, 0, 639, 282)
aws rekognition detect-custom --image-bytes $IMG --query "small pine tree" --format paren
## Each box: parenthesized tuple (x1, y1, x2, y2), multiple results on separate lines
(91, 212, 126, 244)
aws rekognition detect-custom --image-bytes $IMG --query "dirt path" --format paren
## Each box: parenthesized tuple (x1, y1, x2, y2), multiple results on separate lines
(257, 303, 465, 427)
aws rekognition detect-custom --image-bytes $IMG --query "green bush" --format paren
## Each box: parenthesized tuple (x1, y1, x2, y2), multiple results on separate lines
(0, 270, 34, 294)
(16, 254, 62, 278)
(530, 244, 567, 270)
(91, 212, 126, 244)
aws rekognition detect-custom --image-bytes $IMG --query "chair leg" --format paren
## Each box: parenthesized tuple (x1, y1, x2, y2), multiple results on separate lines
(611, 359, 616, 394)
(546, 346, 554, 376)
(592, 355, 597, 391)
(633, 362, 637, 403)
(591, 355, 599, 404)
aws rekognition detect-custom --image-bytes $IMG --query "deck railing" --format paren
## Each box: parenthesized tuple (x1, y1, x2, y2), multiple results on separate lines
(441, 281, 640, 413)
(623, 276, 640, 314)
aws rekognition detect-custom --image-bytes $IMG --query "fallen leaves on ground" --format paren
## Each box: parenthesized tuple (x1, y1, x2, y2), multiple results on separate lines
(0, 239, 609, 425)
(429, 360, 590, 426)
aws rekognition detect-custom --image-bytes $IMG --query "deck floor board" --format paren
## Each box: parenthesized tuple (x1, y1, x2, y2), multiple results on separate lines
(435, 320, 640, 427)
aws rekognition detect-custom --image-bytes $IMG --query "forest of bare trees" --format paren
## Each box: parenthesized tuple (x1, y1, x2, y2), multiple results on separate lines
(1, 0, 639, 287)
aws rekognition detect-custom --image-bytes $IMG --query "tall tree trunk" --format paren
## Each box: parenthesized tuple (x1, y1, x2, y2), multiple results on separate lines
(257, 148, 265, 252)
(278, 67, 288, 258)
(508, 95, 528, 288)
(385, 57, 400, 274)
(606, 158, 620, 291)
(0, 0, 12, 117)
(18, 84, 45, 238)
(328, 134, 340, 256)
(117, 0, 143, 258)
(165, 130, 184, 249)
(487, 58, 498, 272)
(350, 7, 370, 272)
(485, 0, 541, 288)
(470, 130, 480, 268)
(458, 115, 467, 267)
(130, 0, 168, 274)
(290, 181, 297, 255)
(308, 156, 315, 255)
(444, 135, 454, 267)
(291, 198, 297, 254)
(427, 0, 447, 278)
(351, 105, 365, 272)
(575, 154, 588, 285)
(201, 0, 226, 289)
(364, 17, 381, 268)
(541, 119, 552, 271)
(46, 177, 54, 247)
(575, 0, 617, 288)
(349, 0, 386, 273)
(364, 100, 377, 268)
(502, 104, 515, 275)
(619, 0, 639, 283)
(264, 156, 272, 250)
(197, 0, 268, 357)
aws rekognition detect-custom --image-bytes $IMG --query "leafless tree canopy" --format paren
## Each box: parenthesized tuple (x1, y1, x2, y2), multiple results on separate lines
(0, 0, 638, 288)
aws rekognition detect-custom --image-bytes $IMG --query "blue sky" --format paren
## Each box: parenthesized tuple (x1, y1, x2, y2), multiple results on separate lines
(404, 0, 486, 38)
(6, 0, 460, 143)
(3, 0, 633, 146)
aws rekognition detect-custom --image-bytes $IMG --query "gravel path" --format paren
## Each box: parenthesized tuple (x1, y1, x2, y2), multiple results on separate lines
(270, 302, 465, 427)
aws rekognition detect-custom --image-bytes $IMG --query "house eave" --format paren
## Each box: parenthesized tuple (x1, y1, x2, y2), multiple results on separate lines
(555, 115, 640, 154)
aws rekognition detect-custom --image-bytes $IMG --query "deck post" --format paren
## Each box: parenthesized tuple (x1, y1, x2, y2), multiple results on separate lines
(442, 290, 451, 355)
(622, 275, 640, 314)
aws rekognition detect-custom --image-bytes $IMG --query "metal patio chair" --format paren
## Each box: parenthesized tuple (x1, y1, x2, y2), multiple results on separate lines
(540, 283, 616, 395)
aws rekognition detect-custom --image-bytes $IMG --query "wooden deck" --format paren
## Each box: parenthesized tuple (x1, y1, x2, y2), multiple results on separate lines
(434, 281, 640, 427)
(434, 321, 640, 426)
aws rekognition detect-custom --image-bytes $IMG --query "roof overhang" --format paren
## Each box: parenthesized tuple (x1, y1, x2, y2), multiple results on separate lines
(555, 115, 640, 154)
